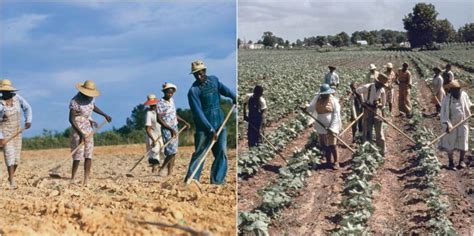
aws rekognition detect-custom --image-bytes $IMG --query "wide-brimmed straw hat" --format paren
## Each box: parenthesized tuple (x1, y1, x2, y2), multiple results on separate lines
(375, 73, 389, 87)
(76, 80, 100, 97)
(162, 82, 177, 92)
(445, 80, 463, 89)
(190, 60, 207, 74)
(369, 64, 377, 70)
(144, 94, 158, 106)
(0, 79, 18, 91)
(318, 83, 336, 95)
(385, 63, 393, 69)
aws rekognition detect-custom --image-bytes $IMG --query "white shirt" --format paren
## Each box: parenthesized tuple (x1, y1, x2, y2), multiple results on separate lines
(324, 72, 339, 86)
(145, 110, 161, 140)
(356, 83, 386, 107)
(244, 93, 267, 110)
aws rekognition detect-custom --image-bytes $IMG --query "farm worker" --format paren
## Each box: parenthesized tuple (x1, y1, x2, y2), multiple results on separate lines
(349, 82, 363, 143)
(185, 60, 236, 184)
(324, 66, 339, 89)
(355, 73, 388, 156)
(442, 64, 454, 90)
(366, 64, 379, 84)
(395, 62, 412, 118)
(143, 94, 164, 173)
(156, 83, 191, 177)
(304, 84, 342, 169)
(0, 79, 32, 189)
(438, 80, 472, 170)
(243, 85, 267, 148)
(432, 67, 445, 114)
(69, 80, 112, 185)
(384, 63, 396, 114)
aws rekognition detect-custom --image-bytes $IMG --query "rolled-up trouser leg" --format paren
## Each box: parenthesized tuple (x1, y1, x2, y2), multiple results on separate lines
(184, 132, 211, 182)
(210, 128, 228, 184)
(375, 118, 385, 156)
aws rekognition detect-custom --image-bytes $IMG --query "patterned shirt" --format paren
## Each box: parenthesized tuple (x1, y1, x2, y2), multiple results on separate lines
(156, 98, 178, 127)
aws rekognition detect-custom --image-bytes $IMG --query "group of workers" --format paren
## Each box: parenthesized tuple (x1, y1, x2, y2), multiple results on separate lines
(243, 63, 471, 170)
(1, 60, 236, 189)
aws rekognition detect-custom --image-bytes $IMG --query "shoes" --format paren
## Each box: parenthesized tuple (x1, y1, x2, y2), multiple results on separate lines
(457, 161, 467, 169)
(448, 161, 456, 170)
(332, 162, 340, 170)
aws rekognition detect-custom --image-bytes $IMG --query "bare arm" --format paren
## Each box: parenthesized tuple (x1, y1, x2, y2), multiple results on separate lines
(145, 126, 156, 145)
(93, 105, 112, 122)
(69, 109, 85, 141)
(155, 113, 177, 137)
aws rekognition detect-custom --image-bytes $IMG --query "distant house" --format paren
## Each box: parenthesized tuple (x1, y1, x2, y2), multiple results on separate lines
(399, 41, 411, 48)
(250, 43, 264, 49)
(356, 40, 368, 46)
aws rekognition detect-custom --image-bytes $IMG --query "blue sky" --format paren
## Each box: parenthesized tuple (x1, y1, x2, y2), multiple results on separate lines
(0, 0, 236, 137)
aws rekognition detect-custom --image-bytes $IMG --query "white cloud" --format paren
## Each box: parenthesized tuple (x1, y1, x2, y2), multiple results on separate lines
(2, 14, 48, 44)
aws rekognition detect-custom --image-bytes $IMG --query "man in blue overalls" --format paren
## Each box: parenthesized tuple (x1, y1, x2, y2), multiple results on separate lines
(185, 60, 236, 185)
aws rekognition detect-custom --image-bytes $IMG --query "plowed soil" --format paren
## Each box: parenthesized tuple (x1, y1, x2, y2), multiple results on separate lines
(0, 145, 236, 235)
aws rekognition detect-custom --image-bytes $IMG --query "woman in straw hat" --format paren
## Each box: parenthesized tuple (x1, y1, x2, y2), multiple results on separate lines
(69, 80, 112, 185)
(303, 83, 342, 169)
(0, 79, 32, 189)
(157, 83, 190, 177)
(185, 60, 236, 184)
(395, 62, 413, 118)
(384, 63, 396, 115)
(143, 94, 164, 173)
(438, 80, 472, 170)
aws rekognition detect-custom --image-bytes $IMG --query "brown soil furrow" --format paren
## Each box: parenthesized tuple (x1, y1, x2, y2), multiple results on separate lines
(238, 128, 314, 212)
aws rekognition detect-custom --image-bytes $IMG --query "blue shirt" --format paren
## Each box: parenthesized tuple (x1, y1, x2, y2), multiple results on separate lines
(188, 75, 236, 133)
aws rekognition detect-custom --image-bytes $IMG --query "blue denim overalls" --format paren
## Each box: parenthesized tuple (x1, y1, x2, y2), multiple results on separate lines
(185, 75, 236, 184)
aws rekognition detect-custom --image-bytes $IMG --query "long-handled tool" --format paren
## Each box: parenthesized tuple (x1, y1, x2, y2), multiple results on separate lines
(126, 126, 187, 177)
(1, 128, 25, 146)
(48, 120, 108, 178)
(300, 108, 355, 153)
(339, 113, 363, 136)
(362, 104, 416, 144)
(428, 114, 472, 146)
(247, 122, 288, 164)
(185, 105, 236, 185)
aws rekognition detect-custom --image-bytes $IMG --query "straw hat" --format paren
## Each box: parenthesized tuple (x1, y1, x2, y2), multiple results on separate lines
(445, 80, 462, 89)
(369, 64, 377, 70)
(328, 65, 336, 70)
(0, 79, 18, 91)
(432, 67, 442, 73)
(76, 80, 100, 97)
(162, 82, 177, 92)
(190, 60, 207, 74)
(375, 73, 389, 87)
(318, 83, 336, 95)
(385, 63, 393, 69)
(144, 94, 158, 106)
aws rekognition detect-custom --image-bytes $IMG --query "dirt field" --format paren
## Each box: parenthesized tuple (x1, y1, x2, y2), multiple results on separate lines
(0, 144, 236, 235)
(238, 50, 474, 235)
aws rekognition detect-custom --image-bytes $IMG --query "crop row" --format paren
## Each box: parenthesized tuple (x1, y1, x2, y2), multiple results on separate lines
(238, 133, 322, 235)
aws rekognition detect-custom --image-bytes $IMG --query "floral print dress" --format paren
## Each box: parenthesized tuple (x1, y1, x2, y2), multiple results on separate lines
(69, 94, 95, 160)
(156, 98, 178, 156)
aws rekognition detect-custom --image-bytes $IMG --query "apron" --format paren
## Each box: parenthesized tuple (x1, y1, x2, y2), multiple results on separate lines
(2, 96, 22, 166)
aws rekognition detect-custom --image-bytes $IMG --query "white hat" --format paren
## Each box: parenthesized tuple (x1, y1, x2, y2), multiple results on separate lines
(162, 82, 177, 92)
(385, 63, 393, 69)
(369, 64, 377, 70)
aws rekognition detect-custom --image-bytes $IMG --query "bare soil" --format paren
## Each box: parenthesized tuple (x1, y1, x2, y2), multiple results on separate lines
(0, 145, 236, 235)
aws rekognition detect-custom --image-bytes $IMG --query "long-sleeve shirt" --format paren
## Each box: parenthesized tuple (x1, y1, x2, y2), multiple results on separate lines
(324, 72, 339, 87)
(355, 83, 386, 107)
(188, 75, 236, 133)
(0, 94, 32, 139)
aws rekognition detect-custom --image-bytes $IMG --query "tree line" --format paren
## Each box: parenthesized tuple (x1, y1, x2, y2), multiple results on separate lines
(23, 100, 236, 150)
(238, 3, 474, 49)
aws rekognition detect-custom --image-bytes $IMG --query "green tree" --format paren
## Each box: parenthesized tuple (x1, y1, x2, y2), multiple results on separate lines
(262, 31, 275, 47)
(403, 3, 439, 48)
(337, 32, 350, 46)
(435, 19, 456, 43)
(237, 38, 241, 48)
(315, 36, 327, 46)
(458, 23, 474, 42)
